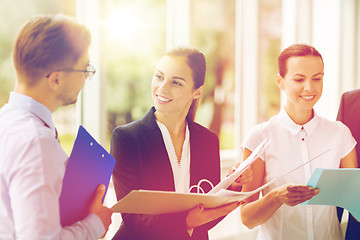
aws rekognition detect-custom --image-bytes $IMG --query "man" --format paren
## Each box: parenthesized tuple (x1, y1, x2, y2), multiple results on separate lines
(337, 89, 360, 239)
(0, 14, 112, 239)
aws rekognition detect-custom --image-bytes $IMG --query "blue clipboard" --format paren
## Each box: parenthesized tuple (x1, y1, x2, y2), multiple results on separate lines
(303, 168, 360, 221)
(59, 125, 116, 226)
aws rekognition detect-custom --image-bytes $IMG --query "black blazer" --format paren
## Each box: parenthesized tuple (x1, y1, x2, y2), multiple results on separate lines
(337, 89, 360, 239)
(110, 107, 221, 240)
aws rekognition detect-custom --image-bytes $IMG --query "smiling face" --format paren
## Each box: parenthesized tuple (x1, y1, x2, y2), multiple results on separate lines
(151, 55, 202, 119)
(277, 55, 324, 119)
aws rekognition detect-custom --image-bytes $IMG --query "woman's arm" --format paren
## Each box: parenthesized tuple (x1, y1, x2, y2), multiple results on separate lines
(340, 148, 358, 168)
(186, 201, 241, 229)
(240, 147, 281, 229)
(240, 148, 318, 229)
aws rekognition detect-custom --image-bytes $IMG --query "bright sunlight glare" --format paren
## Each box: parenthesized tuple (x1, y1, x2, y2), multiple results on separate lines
(103, 6, 147, 48)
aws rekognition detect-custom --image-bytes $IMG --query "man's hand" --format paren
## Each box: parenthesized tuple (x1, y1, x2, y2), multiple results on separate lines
(89, 185, 113, 237)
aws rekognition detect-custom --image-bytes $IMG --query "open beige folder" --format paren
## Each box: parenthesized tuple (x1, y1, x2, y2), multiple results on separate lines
(111, 138, 270, 215)
(111, 142, 330, 215)
(111, 189, 254, 214)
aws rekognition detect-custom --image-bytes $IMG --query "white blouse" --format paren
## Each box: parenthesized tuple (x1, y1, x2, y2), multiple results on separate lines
(242, 108, 356, 240)
(156, 120, 191, 193)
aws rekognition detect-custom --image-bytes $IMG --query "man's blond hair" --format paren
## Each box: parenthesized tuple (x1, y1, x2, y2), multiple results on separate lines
(12, 14, 91, 86)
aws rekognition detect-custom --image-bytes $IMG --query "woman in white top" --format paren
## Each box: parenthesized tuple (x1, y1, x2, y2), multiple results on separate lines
(240, 43, 358, 240)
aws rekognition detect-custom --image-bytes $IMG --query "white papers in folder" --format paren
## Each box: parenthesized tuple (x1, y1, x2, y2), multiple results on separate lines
(208, 138, 270, 195)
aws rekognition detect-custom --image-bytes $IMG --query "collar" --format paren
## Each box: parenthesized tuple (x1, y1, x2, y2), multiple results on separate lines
(279, 107, 319, 137)
(8, 92, 56, 133)
(143, 106, 195, 132)
(156, 120, 190, 146)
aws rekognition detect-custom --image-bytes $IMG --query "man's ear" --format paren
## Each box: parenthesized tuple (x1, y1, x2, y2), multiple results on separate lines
(193, 85, 204, 99)
(276, 73, 285, 90)
(47, 71, 61, 91)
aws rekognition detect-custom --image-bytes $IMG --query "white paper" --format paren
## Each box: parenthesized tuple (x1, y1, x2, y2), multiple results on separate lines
(208, 138, 270, 194)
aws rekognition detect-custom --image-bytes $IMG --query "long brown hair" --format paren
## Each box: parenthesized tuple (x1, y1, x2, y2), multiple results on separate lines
(165, 47, 206, 121)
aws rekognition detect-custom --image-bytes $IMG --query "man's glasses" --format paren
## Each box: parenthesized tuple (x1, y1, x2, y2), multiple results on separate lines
(46, 64, 96, 81)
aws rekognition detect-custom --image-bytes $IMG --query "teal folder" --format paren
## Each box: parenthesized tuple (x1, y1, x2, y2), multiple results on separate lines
(59, 126, 116, 226)
(303, 168, 360, 221)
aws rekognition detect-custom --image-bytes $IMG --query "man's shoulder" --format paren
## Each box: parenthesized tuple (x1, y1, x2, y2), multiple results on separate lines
(341, 89, 360, 116)
(343, 89, 360, 100)
(0, 106, 53, 143)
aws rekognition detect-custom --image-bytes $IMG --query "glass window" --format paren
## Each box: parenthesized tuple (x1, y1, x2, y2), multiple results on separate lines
(0, 0, 76, 154)
(98, 1, 166, 238)
(101, 0, 167, 141)
(190, 0, 236, 150)
(258, 0, 281, 122)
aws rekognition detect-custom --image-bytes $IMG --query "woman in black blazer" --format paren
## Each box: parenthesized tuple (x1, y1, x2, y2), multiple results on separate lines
(111, 47, 250, 240)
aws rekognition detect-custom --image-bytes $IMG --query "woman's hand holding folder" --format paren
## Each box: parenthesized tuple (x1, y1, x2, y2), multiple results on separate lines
(185, 166, 253, 230)
(227, 167, 253, 191)
(185, 200, 243, 229)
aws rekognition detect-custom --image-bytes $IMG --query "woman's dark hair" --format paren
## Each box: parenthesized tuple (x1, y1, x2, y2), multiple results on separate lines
(278, 43, 323, 78)
(165, 46, 206, 121)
